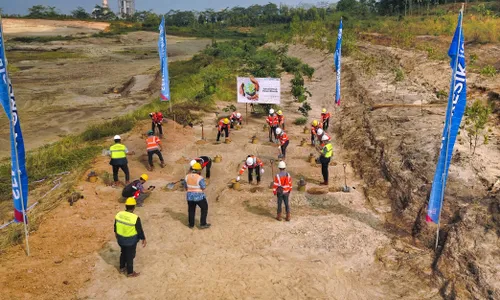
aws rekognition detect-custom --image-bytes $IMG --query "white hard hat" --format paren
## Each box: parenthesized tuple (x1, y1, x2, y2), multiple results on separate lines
(317, 128, 323, 135)
(269, 108, 275, 114)
(190, 160, 197, 167)
(278, 161, 286, 169)
(236, 113, 241, 118)
(114, 135, 121, 140)
(246, 157, 254, 166)
(275, 127, 282, 135)
(321, 135, 329, 141)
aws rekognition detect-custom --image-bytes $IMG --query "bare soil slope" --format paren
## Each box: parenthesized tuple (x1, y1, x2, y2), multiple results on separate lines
(0, 45, 445, 299)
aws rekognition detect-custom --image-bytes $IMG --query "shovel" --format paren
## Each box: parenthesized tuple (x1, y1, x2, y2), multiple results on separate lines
(269, 159, 275, 189)
(167, 179, 183, 190)
(341, 163, 351, 193)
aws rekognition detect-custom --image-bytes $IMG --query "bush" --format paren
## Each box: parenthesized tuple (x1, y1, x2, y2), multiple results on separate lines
(282, 56, 302, 73)
(301, 64, 315, 79)
(293, 117, 308, 125)
(480, 65, 497, 77)
(464, 100, 491, 155)
(298, 101, 312, 117)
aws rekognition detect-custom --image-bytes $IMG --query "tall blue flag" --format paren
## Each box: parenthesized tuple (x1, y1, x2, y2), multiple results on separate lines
(158, 16, 170, 101)
(427, 10, 466, 224)
(334, 19, 342, 106)
(0, 18, 29, 223)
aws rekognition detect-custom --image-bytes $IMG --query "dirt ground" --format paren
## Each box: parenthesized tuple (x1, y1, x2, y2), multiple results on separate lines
(3, 18, 110, 36)
(0, 20, 211, 157)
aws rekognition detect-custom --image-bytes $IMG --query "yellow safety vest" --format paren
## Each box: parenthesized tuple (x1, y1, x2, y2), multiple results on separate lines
(110, 143, 127, 159)
(322, 143, 333, 158)
(185, 173, 203, 193)
(115, 211, 138, 238)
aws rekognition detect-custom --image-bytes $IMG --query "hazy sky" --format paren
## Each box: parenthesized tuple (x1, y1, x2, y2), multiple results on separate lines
(1, 0, 313, 15)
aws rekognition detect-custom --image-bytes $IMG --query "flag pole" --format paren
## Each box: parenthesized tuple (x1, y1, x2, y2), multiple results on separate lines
(0, 16, 30, 256)
(435, 5, 464, 251)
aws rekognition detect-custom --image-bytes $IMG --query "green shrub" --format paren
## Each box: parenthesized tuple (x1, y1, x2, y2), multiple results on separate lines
(480, 65, 497, 77)
(298, 101, 312, 117)
(282, 56, 302, 73)
(301, 64, 315, 79)
(293, 117, 308, 125)
(81, 117, 136, 141)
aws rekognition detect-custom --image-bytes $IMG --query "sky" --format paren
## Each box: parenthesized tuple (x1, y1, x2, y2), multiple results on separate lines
(0, 0, 316, 15)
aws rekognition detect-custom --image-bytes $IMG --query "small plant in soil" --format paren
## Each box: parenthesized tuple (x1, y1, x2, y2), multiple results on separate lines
(464, 100, 491, 155)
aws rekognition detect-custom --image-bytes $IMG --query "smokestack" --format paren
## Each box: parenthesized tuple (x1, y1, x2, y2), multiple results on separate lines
(102, 0, 109, 8)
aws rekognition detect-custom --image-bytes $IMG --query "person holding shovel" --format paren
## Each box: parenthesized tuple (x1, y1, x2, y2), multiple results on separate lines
(273, 161, 292, 221)
(275, 127, 289, 159)
(315, 128, 331, 142)
(266, 109, 279, 142)
(317, 135, 333, 186)
(190, 156, 212, 180)
(183, 163, 211, 229)
(311, 120, 323, 146)
(145, 130, 165, 171)
(321, 108, 331, 131)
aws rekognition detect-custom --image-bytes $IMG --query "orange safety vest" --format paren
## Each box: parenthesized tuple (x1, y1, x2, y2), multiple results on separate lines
(146, 136, 160, 151)
(266, 115, 278, 126)
(277, 115, 285, 125)
(218, 119, 229, 131)
(185, 173, 203, 193)
(311, 124, 323, 135)
(230, 112, 242, 121)
(279, 132, 289, 146)
(239, 156, 264, 175)
(321, 112, 331, 121)
(273, 172, 292, 194)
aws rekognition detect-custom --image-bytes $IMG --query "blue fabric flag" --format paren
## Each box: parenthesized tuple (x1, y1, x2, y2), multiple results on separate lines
(158, 16, 170, 101)
(427, 11, 467, 224)
(0, 19, 29, 223)
(334, 19, 343, 106)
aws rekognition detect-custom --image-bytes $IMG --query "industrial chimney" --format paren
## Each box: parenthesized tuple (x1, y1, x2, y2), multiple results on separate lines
(102, 0, 109, 8)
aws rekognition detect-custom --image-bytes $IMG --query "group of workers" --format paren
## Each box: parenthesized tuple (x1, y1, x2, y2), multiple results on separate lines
(112, 106, 333, 277)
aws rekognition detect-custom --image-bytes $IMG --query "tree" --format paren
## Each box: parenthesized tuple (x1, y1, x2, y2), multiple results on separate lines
(71, 7, 90, 19)
(464, 100, 491, 155)
(27, 5, 61, 18)
(92, 5, 116, 20)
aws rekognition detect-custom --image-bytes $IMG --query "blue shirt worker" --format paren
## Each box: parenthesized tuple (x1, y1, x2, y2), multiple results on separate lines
(183, 163, 211, 229)
(114, 197, 147, 278)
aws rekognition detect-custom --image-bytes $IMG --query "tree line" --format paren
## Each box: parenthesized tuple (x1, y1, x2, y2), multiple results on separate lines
(2, 1, 498, 29)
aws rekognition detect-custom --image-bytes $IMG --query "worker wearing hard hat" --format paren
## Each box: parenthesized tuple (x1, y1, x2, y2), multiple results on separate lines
(230, 111, 243, 128)
(145, 130, 165, 171)
(114, 197, 147, 277)
(266, 109, 279, 142)
(190, 156, 212, 179)
(216, 118, 230, 142)
(276, 110, 285, 130)
(237, 155, 264, 185)
(315, 128, 331, 142)
(108, 135, 132, 187)
(121, 174, 154, 207)
(149, 111, 164, 138)
(318, 135, 333, 185)
(273, 161, 292, 221)
(321, 108, 331, 131)
(310, 120, 323, 145)
(275, 127, 289, 159)
(183, 163, 211, 229)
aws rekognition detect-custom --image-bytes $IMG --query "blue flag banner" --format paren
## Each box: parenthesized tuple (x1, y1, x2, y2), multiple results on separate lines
(158, 16, 170, 101)
(427, 10, 466, 224)
(334, 19, 343, 106)
(0, 19, 29, 223)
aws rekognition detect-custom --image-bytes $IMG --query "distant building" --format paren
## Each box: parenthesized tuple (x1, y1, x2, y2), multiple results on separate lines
(102, 0, 109, 8)
(118, 0, 135, 18)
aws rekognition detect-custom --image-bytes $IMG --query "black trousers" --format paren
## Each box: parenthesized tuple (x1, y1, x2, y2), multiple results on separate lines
(248, 166, 261, 183)
(147, 149, 164, 166)
(119, 243, 137, 274)
(311, 132, 316, 145)
(323, 118, 330, 131)
(204, 159, 212, 179)
(152, 122, 163, 135)
(320, 156, 331, 183)
(230, 118, 241, 128)
(112, 164, 130, 182)
(277, 193, 290, 214)
(188, 198, 208, 227)
(280, 140, 289, 158)
(217, 127, 229, 141)
(269, 126, 277, 141)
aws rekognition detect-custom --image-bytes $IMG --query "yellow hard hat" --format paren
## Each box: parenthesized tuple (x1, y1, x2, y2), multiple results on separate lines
(140, 174, 149, 181)
(125, 197, 137, 206)
(223, 118, 229, 124)
(277, 110, 283, 115)
(192, 162, 202, 170)
(322, 108, 327, 113)
(312, 120, 318, 126)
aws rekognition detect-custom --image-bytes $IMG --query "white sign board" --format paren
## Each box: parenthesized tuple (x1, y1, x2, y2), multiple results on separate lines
(237, 77, 280, 104)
